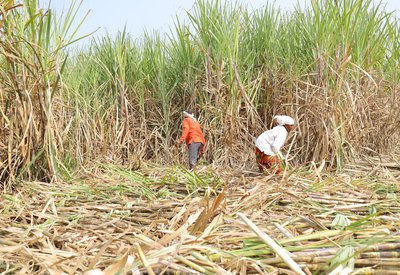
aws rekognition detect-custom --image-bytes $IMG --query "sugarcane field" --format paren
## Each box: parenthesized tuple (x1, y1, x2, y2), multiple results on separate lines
(1, 0, 400, 274)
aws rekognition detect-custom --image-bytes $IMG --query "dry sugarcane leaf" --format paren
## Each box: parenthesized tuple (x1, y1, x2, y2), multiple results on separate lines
(0, 244, 25, 253)
(103, 252, 129, 275)
(190, 189, 225, 234)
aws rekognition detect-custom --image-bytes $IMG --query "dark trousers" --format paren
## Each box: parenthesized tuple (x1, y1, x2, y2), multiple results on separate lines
(188, 142, 202, 169)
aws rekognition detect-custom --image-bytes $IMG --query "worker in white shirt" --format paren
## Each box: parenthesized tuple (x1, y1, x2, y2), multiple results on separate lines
(255, 115, 295, 173)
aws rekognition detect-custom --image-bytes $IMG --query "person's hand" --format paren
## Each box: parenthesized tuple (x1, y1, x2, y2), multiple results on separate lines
(177, 141, 185, 150)
(198, 144, 205, 158)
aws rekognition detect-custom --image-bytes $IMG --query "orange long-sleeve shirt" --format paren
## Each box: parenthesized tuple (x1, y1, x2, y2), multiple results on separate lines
(179, 117, 206, 146)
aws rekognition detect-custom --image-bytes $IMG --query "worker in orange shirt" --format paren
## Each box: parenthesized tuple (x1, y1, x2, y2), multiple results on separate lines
(178, 109, 206, 169)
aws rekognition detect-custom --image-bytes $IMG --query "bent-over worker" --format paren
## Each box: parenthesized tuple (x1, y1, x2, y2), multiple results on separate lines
(255, 115, 295, 174)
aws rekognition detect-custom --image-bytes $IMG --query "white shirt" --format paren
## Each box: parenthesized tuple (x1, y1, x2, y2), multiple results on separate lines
(255, 125, 288, 156)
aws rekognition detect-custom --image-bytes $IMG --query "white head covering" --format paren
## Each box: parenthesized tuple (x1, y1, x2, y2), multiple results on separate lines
(183, 111, 197, 121)
(274, 115, 295, 126)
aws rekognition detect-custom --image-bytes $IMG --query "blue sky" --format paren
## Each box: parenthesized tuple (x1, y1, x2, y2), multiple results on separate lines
(46, 0, 400, 45)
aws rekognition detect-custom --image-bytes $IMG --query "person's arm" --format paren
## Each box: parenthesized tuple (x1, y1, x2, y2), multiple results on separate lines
(200, 142, 205, 153)
(179, 119, 190, 143)
(271, 130, 286, 154)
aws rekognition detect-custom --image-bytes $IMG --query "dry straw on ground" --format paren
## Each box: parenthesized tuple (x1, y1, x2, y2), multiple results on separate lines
(1, 159, 399, 274)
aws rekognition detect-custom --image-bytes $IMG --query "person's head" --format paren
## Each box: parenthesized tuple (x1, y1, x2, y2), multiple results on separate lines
(185, 109, 194, 116)
(284, 124, 294, 132)
(272, 117, 279, 128)
(273, 115, 295, 132)
(183, 109, 196, 120)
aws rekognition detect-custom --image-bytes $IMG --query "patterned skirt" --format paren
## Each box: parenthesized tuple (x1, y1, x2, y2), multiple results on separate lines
(255, 148, 281, 174)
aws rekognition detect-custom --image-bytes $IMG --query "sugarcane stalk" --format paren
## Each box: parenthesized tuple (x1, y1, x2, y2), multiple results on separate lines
(353, 269, 400, 275)
(359, 251, 400, 258)
(274, 259, 400, 270)
(175, 255, 213, 275)
(354, 258, 400, 267)
(191, 252, 227, 273)
(134, 243, 155, 275)
(289, 246, 400, 259)
(238, 213, 306, 275)
(274, 223, 295, 239)
(159, 259, 202, 274)
(262, 255, 332, 264)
